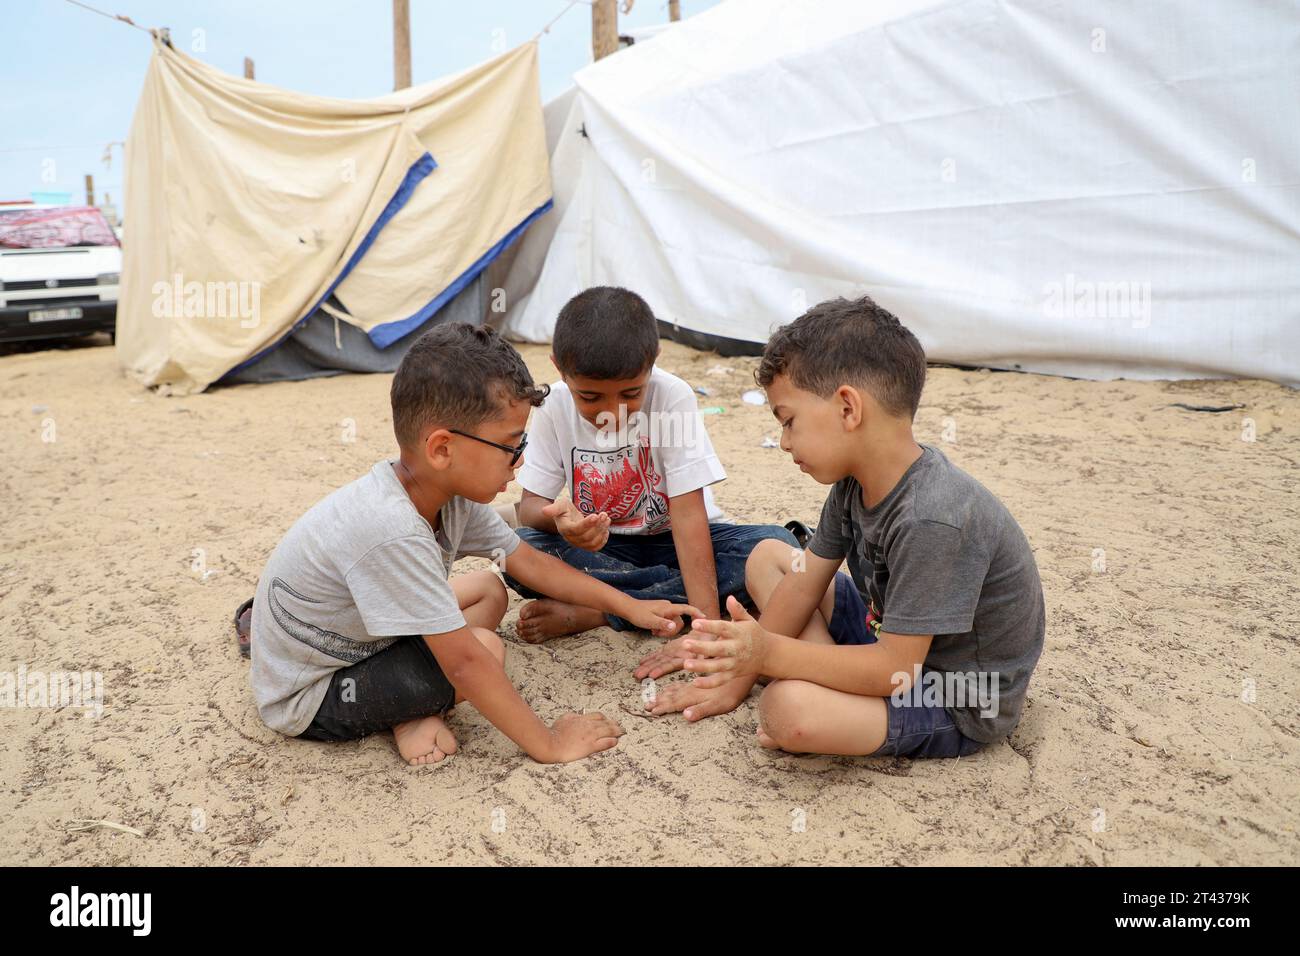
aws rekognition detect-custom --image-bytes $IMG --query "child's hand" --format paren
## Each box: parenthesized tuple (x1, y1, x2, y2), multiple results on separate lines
(543, 498, 611, 551)
(682, 596, 771, 686)
(544, 712, 625, 763)
(633, 635, 699, 680)
(625, 600, 704, 637)
(643, 677, 751, 722)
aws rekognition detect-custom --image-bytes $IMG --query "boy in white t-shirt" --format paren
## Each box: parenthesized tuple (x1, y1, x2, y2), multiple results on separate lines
(507, 287, 796, 718)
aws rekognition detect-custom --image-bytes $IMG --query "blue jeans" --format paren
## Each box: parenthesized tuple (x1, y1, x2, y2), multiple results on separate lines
(828, 572, 985, 759)
(505, 523, 798, 631)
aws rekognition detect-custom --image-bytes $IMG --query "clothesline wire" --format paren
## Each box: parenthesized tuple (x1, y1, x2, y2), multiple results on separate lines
(0, 143, 119, 154)
(533, 0, 591, 41)
(66, 0, 593, 45)
(63, 0, 153, 34)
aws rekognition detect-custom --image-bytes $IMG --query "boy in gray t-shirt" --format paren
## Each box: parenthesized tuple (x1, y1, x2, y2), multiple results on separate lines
(245, 324, 701, 767)
(672, 296, 1045, 758)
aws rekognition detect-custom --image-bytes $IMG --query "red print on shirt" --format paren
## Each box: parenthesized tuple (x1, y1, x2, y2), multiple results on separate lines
(571, 438, 670, 533)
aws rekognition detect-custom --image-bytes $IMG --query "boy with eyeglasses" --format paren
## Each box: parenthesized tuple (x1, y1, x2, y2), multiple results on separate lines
(243, 323, 700, 766)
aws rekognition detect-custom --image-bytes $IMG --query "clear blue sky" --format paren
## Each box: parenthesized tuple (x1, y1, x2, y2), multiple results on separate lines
(1, 0, 722, 206)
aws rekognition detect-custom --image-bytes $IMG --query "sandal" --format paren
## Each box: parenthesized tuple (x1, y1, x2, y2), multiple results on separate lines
(784, 519, 815, 549)
(234, 596, 254, 658)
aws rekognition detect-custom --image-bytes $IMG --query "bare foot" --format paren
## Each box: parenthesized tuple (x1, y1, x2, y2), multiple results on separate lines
(516, 599, 606, 643)
(757, 725, 782, 749)
(392, 714, 458, 766)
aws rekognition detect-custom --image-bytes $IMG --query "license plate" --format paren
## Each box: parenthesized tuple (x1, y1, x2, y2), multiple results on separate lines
(29, 307, 83, 322)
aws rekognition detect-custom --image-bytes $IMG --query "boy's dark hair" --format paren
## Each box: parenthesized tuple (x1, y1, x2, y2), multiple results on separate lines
(391, 323, 549, 448)
(552, 286, 661, 379)
(755, 295, 926, 418)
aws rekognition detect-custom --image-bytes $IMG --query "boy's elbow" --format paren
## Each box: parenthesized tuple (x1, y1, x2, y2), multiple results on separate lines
(444, 651, 495, 692)
(431, 634, 497, 686)
(875, 638, 931, 696)
(668, 496, 711, 537)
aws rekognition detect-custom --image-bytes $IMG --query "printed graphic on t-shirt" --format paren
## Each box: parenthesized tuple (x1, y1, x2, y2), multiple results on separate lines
(571, 438, 669, 533)
(268, 577, 397, 663)
(857, 540, 887, 639)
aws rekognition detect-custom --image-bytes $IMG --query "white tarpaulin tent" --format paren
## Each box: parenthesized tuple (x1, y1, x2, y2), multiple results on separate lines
(499, 0, 1300, 385)
(118, 38, 552, 393)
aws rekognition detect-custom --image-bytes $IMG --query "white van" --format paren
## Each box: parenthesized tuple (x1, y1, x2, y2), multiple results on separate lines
(0, 204, 121, 343)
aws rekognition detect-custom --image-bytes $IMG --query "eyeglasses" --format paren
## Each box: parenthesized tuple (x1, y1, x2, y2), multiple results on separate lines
(449, 429, 528, 467)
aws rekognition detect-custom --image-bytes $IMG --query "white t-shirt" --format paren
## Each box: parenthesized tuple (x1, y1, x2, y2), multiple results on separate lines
(517, 366, 726, 535)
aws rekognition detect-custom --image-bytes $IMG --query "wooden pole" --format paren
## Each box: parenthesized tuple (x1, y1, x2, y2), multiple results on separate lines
(84, 174, 94, 207)
(393, 0, 412, 90)
(244, 57, 255, 79)
(592, 0, 618, 61)
(669, 1, 681, 22)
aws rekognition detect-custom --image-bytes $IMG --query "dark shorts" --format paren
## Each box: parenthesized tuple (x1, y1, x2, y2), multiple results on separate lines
(827, 572, 985, 759)
(298, 635, 457, 742)
(508, 522, 797, 632)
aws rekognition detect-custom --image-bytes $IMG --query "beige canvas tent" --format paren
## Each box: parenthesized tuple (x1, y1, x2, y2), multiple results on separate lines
(117, 37, 552, 394)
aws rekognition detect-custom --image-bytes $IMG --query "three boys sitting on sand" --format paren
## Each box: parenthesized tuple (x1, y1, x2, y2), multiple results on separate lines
(246, 287, 1044, 765)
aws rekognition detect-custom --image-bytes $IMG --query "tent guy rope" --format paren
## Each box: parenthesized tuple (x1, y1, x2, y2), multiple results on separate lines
(67, 0, 590, 47)
(63, 0, 153, 34)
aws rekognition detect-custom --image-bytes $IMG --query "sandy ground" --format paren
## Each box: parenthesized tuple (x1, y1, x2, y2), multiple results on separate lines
(1, 334, 1297, 866)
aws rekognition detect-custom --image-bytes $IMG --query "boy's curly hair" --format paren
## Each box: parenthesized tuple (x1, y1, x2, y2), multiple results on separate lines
(391, 323, 548, 448)
(755, 295, 926, 418)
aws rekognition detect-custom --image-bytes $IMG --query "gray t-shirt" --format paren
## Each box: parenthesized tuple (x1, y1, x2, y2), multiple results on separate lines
(249, 459, 520, 737)
(807, 445, 1045, 743)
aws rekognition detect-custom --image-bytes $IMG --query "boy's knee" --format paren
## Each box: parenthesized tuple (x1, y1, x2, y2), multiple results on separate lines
(761, 524, 800, 548)
(745, 537, 797, 585)
(758, 679, 817, 749)
(484, 572, 508, 612)
(466, 570, 508, 620)
(470, 626, 506, 663)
